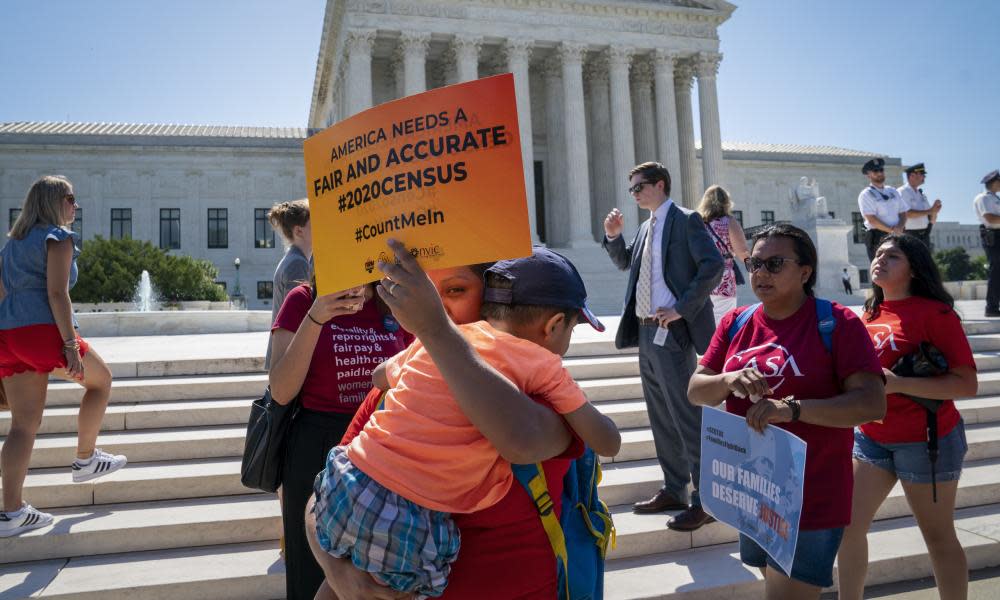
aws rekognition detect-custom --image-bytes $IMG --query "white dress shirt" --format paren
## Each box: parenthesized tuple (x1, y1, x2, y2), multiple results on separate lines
(975, 192, 1000, 230)
(643, 199, 678, 313)
(898, 184, 931, 230)
(858, 185, 907, 230)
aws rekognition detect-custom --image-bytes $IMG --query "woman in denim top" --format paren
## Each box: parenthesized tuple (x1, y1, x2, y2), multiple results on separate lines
(0, 176, 126, 539)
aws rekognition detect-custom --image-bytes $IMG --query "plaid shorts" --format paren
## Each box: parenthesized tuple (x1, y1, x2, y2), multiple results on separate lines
(312, 446, 461, 597)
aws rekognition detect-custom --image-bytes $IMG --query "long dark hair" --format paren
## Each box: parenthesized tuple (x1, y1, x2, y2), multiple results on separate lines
(863, 233, 955, 321)
(750, 223, 818, 297)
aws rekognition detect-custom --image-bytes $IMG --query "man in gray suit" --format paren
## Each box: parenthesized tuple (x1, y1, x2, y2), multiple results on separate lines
(603, 162, 723, 531)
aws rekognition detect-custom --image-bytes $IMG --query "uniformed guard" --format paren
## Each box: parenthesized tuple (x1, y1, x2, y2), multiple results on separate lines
(975, 169, 1000, 317)
(898, 163, 941, 249)
(858, 157, 908, 261)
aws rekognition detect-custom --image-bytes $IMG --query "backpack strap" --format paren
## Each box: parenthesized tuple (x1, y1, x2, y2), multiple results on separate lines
(815, 298, 835, 353)
(727, 303, 762, 342)
(511, 463, 571, 600)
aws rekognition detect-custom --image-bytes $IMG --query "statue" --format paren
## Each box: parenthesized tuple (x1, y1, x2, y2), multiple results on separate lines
(789, 177, 829, 219)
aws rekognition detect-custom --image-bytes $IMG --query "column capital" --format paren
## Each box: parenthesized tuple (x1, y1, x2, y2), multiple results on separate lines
(542, 56, 564, 79)
(673, 60, 695, 89)
(653, 48, 681, 70)
(399, 30, 431, 58)
(558, 41, 589, 65)
(504, 38, 534, 63)
(607, 44, 635, 69)
(631, 59, 653, 86)
(452, 34, 482, 58)
(583, 56, 609, 85)
(345, 29, 376, 55)
(695, 52, 723, 78)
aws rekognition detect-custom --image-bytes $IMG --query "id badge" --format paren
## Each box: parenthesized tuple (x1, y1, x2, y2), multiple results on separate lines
(653, 326, 669, 346)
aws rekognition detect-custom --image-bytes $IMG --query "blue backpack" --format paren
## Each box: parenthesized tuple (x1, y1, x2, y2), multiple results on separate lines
(512, 447, 615, 600)
(728, 298, 836, 353)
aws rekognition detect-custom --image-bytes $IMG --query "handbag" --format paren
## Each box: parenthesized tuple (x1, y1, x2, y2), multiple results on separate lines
(704, 220, 745, 286)
(240, 387, 300, 493)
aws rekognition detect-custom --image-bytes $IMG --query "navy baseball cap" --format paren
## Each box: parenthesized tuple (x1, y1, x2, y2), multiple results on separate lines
(483, 246, 605, 332)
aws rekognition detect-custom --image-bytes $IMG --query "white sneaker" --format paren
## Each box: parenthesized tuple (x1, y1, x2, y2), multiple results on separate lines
(0, 503, 54, 537)
(72, 448, 127, 482)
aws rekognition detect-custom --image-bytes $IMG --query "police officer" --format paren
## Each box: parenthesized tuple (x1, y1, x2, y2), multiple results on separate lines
(858, 157, 908, 261)
(975, 169, 1000, 317)
(898, 163, 941, 249)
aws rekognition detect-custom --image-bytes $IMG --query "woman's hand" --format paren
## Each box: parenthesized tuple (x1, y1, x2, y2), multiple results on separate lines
(309, 286, 365, 323)
(64, 346, 84, 381)
(323, 562, 410, 600)
(722, 368, 772, 400)
(745, 398, 793, 434)
(376, 239, 450, 339)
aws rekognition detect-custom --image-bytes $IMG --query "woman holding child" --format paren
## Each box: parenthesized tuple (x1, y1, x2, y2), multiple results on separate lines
(688, 224, 885, 600)
(307, 242, 619, 599)
(837, 234, 977, 600)
(268, 278, 412, 599)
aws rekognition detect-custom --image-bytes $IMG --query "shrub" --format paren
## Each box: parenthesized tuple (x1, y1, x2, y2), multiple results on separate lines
(934, 247, 977, 282)
(71, 236, 227, 303)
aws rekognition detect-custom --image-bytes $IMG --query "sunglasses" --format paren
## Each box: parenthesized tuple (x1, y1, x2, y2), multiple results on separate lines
(628, 181, 654, 194)
(744, 256, 799, 274)
(65, 194, 78, 206)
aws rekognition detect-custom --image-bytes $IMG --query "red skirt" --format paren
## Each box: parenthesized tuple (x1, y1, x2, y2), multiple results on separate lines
(0, 324, 90, 378)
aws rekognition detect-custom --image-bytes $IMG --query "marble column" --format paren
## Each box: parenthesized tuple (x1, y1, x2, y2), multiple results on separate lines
(631, 58, 657, 164)
(400, 31, 430, 96)
(559, 42, 594, 247)
(390, 49, 405, 99)
(585, 57, 614, 242)
(543, 58, 568, 246)
(608, 44, 637, 233)
(453, 34, 482, 83)
(345, 29, 376, 116)
(696, 52, 724, 191)
(653, 49, 683, 201)
(506, 38, 538, 243)
(674, 60, 699, 208)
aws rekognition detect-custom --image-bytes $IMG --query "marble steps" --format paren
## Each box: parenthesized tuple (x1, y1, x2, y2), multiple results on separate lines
(603, 503, 1000, 600)
(0, 541, 283, 600)
(0, 495, 278, 565)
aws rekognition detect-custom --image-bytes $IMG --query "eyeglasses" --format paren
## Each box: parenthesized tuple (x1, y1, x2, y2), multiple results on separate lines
(64, 194, 78, 207)
(744, 256, 799, 274)
(628, 181, 654, 195)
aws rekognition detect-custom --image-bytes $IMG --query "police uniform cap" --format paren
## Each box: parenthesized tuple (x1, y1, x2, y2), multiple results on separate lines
(862, 157, 885, 174)
(982, 170, 1000, 185)
(904, 163, 927, 175)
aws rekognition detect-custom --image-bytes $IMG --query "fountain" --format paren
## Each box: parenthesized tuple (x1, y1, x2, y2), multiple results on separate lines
(133, 270, 159, 312)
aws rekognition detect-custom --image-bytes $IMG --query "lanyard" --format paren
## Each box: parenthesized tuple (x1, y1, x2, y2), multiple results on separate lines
(869, 185, 891, 201)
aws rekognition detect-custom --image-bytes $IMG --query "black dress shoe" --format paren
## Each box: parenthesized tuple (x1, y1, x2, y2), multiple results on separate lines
(986, 309, 1000, 318)
(632, 489, 688, 513)
(666, 506, 716, 532)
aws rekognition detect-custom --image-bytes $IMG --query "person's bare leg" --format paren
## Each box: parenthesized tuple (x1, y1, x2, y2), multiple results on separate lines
(1, 372, 49, 511)
(902, 479, 967, 600)
(54, 348, 113, 459)
(837, 460, 898, 600)
(764, 567, 821, 600)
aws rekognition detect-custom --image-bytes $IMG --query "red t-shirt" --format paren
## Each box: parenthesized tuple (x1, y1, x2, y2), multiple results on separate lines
(271, 285, 412, 413)
(859, 297, 976, 444)
(700, 299, 884, 530)
(342, 387, 583, 599)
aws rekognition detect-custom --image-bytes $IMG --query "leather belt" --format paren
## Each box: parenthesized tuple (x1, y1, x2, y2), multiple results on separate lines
(637, 317, 659, 326)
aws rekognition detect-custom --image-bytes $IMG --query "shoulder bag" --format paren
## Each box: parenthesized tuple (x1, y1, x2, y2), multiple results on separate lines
(240, 387, 300, 493)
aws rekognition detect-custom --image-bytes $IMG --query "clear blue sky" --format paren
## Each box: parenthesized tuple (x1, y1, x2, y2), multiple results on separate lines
(1, 0, 997, 223)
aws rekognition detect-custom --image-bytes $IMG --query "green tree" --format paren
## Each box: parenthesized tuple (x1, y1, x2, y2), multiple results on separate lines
(72, 236, 226, 303)
(934, 247, 976, 282)
(971, 255, 989, 280)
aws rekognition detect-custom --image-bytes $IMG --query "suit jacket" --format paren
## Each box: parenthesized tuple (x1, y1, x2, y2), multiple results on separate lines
(602, 202, 724, 353)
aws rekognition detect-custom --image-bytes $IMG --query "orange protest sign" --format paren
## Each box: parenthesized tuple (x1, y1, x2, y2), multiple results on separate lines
(304, 73, 532, 295)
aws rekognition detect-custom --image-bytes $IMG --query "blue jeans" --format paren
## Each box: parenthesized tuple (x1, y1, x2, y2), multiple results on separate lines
(739, 527, 844, 588)
(853, 423, 967, 483)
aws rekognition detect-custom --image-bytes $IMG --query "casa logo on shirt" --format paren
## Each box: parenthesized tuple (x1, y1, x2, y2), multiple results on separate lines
(724, 342, 804, 393)
(866, 324, 897, 357)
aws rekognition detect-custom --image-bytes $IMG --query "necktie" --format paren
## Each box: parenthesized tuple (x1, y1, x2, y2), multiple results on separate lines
(635, 216, 656, 318)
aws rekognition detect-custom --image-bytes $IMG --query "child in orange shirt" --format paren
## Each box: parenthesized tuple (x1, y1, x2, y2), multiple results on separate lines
(311, 248, 621, 597)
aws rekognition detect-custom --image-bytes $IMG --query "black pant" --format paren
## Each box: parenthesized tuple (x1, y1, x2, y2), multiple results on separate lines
(282, 408, 354, 600)
(842, 279, 853, 295)
(906, 226, 933, 251)
(986, 241, 1000, 312)
(865, 229, 888, 262)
